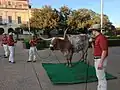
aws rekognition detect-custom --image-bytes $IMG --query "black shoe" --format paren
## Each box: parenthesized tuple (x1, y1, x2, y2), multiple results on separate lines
(4, 56, 8, 58)
(11, 62, 16, 64)
(27, 61, 32, 62)
(9, 61, 11, 63)
(33, 60, 36, 62)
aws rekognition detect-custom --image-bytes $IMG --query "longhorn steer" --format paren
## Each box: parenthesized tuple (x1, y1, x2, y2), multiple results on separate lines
(39, 31, 89, 67)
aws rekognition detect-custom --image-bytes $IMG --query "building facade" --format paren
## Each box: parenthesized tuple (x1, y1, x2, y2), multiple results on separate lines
(0, 0, 31, 34)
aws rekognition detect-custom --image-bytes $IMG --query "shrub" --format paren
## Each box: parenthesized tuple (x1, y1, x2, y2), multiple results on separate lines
(23, 40, 30, 49)
(36, 40, 50, 50)
(108, 36, 120, 39)
(108, 39, 120, 47)
(23, 38, 120, 50)
(23, 39, 51, 50)
(104, 31, 114, 36)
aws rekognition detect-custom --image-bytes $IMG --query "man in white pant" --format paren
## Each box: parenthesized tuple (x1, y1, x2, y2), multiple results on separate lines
(89, 24, 108, 90)
(27, 34, 38, 62)
(1, 33, 9, 58)
(7, 32, 17, 63)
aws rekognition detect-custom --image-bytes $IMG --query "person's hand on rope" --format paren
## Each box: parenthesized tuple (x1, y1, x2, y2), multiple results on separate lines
(15, 40, 17, 43)
(98, 62, 103, 70)
(36, 38, 41, 43)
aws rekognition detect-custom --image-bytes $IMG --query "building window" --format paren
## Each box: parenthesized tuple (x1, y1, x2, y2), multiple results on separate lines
(8, 16, 12, 23)
(0, 1, 1, 5)
(0, 16, 2, 24)
(8, 1, 11, 6)
(18, 16, 21, 24)
(23, 4, 28, 7)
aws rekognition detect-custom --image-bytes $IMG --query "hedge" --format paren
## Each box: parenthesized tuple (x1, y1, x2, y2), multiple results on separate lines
(107, 36, 120, 39)
(23, 39, 50, 50)
(23, 39, 120, 50)
(108, 39, 120, 47)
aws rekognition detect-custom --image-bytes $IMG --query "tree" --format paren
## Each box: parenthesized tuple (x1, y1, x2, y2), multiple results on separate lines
(67, 8, 111, 32)
(67, 8, 94, 29)
(20, 24, 29, 31)
(116, 27, 120, 30)
(30, 8, 41, 29)
(29, 5, 114, 34)
(58, 5, 72, 30)
(30, 5, 60, 30)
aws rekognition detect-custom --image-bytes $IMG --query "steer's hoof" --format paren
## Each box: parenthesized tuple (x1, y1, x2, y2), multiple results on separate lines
(65, 63, 69, 67)
(69, 64, 72, 68)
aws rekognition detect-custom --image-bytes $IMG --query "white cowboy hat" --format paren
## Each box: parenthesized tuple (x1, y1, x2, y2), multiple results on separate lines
(13, 33, 15, 35)
(3, 32, 7, 35)
(89, 24, 101, 31)
(9, 32, 13, 35)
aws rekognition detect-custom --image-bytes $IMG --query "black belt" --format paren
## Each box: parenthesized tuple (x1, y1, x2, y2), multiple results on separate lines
(94, 56, 101, 59)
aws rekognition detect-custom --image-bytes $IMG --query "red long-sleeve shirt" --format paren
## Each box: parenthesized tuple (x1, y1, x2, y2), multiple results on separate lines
(2, 36, 8, 45)
(7, 36, 15, 46)
(29, 39, 37, 47)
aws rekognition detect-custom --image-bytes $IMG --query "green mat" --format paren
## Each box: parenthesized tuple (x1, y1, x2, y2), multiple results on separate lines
(42, 62, 117, 84)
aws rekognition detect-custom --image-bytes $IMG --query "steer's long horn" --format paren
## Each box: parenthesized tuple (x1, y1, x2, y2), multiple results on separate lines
(38, 34, 52, 41)
(63, 28, 69, 39)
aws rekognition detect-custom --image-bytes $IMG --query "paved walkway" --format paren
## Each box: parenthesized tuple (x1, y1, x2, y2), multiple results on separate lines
(0, 41, 120, 90)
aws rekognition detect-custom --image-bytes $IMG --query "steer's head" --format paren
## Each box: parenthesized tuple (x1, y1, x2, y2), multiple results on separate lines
(39, 28, 69, 51)
(49, 37, 60, 51)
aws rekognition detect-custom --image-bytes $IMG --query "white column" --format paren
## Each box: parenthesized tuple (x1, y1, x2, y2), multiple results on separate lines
(101, 0, 103, 33)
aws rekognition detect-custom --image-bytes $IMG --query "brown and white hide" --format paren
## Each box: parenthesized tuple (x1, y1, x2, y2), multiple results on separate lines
(49, 34, 89, 67)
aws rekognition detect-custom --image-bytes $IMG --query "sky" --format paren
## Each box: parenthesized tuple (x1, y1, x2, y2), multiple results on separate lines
(30, 0, 120, 27)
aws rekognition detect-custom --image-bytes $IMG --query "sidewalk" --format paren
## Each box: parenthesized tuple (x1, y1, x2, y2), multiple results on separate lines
(0, 41, 120, 90)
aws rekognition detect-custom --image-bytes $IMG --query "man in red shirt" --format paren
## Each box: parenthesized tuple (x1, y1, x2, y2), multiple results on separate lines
(7, 32, 17, 63)
(27, 34, 38, 62)
(1, 33, 9, 58)
(89, 24, 108, 90)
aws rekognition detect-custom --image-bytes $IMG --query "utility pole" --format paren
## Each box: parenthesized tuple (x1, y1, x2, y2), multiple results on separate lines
(101, 0, 103, 33)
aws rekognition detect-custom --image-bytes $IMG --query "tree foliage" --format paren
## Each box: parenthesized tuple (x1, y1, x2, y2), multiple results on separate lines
(28, 5, 115, 33)
(30, 5, 60, 30)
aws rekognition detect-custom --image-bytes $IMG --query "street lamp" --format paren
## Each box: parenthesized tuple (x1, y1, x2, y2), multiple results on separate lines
(101, 0, 103, 33)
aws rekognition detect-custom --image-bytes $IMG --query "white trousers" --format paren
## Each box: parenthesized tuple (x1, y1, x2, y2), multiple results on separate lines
(3, 44, 9, 57)
(8, 46, 15, 62)
(94, 58, 107, 90)
(28, 47, 37, 61)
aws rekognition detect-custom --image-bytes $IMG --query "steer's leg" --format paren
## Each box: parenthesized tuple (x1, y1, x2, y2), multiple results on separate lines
(62, 50, 73, 67)
(68, 51, 73, 67)
(80, 50, 85, 62)
(65, 55, 71, 67)
(69, 56, 72, 67)
(62, 51, 69, 67)
(66, 58, 69, 67)
(84, 52, 88, 63)
(83, 50, 86, 62)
